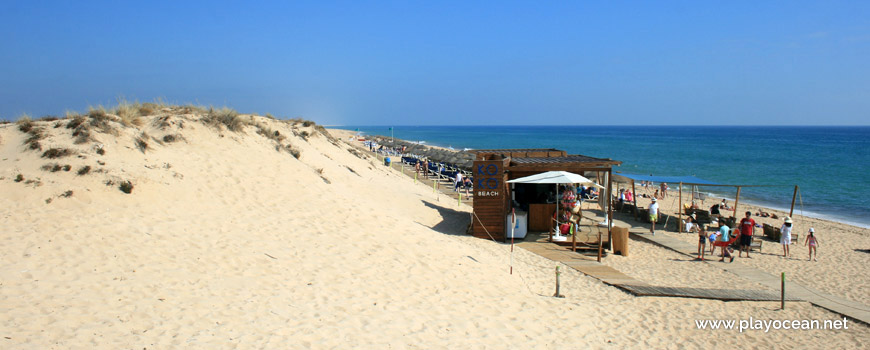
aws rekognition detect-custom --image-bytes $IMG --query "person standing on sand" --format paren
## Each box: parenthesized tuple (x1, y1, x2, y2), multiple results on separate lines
(661, 182, 668, 198)
(738, 211, 756, 258)
(805, 228, 819, 261)
(648, 198, 659, 235)
(697, 224, 708, 260)
(454, 172, 463, 192)
(781, 216, 794, 258)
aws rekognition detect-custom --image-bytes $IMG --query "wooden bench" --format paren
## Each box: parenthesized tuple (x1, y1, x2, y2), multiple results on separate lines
(749, 235, 764, 252)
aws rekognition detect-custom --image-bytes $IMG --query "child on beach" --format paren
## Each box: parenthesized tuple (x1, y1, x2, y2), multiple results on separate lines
(708, 219, 720, 255)
(697, 224, 708, 260)
(805, 228, 819, 261)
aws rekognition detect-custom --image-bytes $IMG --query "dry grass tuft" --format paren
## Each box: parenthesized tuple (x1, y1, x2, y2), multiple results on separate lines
(115, 102, 143, 127)
(255, 124, 286, 143)
(77, 165, 91, 175)
(60, 190, 73, 198)
(20, 120, 46, 151)
(16, 116, 34, 133)
(87, 107, 118, 135)
(15, 174, 24, 182)
(41, 163, 63, 172)
(136, 132, 149, 153)
(162, 134, 180, 143)
(42, 148, 74, 159)
(203, 107, 246, 132)
(347, 148, 367, 160)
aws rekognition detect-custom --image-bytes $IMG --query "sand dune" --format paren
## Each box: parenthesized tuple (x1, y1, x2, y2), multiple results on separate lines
(1, 111, 867, 349)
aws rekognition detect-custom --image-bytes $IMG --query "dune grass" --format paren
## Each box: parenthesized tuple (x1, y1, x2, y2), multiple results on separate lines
(203, 107, 246, 132)
(135, 132, 149, 153)
(42, 148, 74, 159)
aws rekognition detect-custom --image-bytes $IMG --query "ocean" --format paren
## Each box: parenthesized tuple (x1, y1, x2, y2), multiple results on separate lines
(336, 126, 870, 228)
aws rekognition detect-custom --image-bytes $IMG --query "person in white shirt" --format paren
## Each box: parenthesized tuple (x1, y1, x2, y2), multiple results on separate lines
(649, 198, 659, 235)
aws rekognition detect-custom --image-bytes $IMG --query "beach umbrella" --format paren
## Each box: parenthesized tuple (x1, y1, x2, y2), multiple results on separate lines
(508, 171, 603, 238)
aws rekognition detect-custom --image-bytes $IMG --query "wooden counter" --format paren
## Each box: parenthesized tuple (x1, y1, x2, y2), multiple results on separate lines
(528, 203, 556, 231)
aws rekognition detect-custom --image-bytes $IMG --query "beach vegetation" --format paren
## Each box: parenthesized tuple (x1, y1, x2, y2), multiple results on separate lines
(42, 148, 74, 159)
(60, 190, 73, 198)
(15, 174, 24, 182)
(86, 106, 119, 135)
(38, 115, 60, 122)
(162, 134, 180, 143)
(41, 163, 62, 172)
(119, 180, 133, 194)
(300, 130, 310, 141)
(154, 115, 172, 129)
(203, 107, 246, 132)
(135, 132, 149, 153)
(114, 101, 143, 127)
(16, 115, 34, 133)
(347, 148, 367, 160)
(77, 165, 91, 175)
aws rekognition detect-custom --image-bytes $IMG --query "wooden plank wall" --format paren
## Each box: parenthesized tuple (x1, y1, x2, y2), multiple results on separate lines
(471, 158, 511, 241)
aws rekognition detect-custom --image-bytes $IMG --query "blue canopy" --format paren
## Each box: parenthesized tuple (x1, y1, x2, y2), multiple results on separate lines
(614, 173, 721, 186)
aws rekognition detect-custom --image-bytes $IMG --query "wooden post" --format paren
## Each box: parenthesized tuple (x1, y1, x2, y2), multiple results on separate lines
(781, 272, 786, 310)
(554, 266, 564, 298)
(607, 170, 613, 251)
(632, 181, 638, 221)
(733, 186, 742, 218)
(679, 182, 683, 233)
(789, 185, 798, 218)
(597, 230, 603, 262)
(572, 222, 577, 252)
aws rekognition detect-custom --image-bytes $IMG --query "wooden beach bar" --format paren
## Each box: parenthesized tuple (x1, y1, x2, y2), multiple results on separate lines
(469, 149, 622, 246)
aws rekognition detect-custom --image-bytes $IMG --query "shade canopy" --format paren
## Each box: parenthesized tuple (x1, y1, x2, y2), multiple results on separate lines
(508, 171, 602, 188)
(613, 173, 720, 186)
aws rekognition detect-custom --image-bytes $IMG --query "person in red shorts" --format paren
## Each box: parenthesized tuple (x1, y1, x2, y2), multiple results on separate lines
(738, 211, 756, 258)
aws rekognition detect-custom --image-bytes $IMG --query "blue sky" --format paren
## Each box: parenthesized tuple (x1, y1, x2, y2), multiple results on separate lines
(1, 1, 868, 125)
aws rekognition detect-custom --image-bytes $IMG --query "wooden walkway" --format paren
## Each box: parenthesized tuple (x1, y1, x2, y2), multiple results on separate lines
(612, 211, 870, 325)
(619, 285, 800, 302)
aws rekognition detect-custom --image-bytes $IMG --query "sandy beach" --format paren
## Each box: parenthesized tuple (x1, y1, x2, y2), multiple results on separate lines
(1, 110, 867, 349)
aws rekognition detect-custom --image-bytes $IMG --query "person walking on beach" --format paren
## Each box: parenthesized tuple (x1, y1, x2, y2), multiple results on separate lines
(738, 211, 756, 258)
(661, 182, 668, 198)
(648, 198, 659, 235)
(781, 216, 794, 258)
(718, 220, 734, 262)
(454, 172, 463, 192)
(805, 228, 819, 261)
(463, 177, 472, 196)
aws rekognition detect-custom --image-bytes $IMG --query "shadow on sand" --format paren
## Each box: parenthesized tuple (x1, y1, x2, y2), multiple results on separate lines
(416, 200, 471, 236)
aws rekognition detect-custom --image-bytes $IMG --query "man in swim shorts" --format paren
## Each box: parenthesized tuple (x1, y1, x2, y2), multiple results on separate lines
(648, 198, 659, 235)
